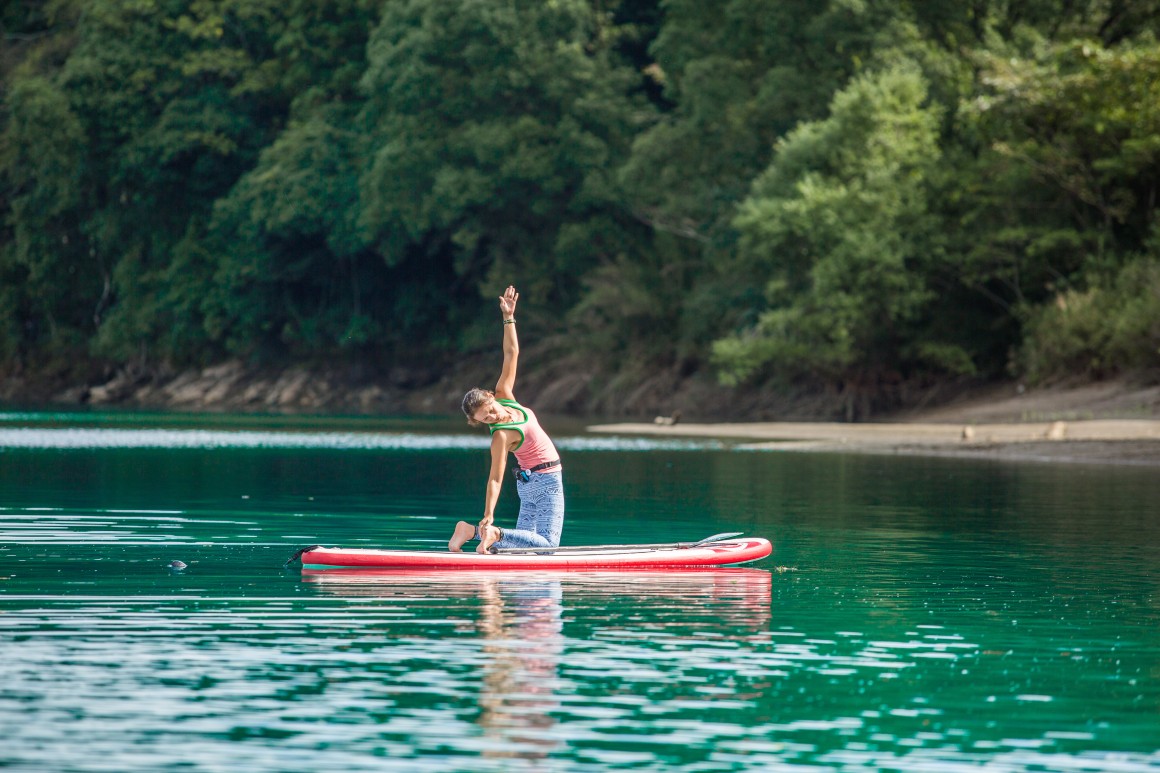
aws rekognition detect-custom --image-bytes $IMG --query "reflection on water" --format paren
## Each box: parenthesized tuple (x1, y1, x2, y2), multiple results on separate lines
(475, 577, 564, 765)
(304, 570, 774, 767)
(1, 570, 776, 772)
(1, 412, 1159, 771)
(7, 559, 1156, 771)
(305, 570, 771, 768)
(0, 427, 721, 451)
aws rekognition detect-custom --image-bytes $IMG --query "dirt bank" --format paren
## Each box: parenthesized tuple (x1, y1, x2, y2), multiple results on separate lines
(888, 379, 1160, 424)
(583, 375, 1160, 466)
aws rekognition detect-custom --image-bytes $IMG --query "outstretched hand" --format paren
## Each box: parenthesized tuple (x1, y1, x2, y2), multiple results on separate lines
(499, 286, 518, 318)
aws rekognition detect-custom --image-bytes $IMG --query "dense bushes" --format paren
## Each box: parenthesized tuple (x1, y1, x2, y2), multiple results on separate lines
(1021, 258, 1160, 382)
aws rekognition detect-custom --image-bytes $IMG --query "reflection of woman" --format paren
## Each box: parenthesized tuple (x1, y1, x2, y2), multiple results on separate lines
(476, 577, 564, 763)
(449, 286, 564, 554)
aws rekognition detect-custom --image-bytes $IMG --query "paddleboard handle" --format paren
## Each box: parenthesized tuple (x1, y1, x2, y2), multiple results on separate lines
(690, 532, 745, 546)
(283, 545, 323, 568)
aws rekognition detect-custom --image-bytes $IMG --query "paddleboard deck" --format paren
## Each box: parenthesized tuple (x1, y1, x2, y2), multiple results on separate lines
(299, 537, 771, 570)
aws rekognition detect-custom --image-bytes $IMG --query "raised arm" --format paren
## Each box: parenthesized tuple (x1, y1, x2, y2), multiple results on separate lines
(494, 285, 519, 400)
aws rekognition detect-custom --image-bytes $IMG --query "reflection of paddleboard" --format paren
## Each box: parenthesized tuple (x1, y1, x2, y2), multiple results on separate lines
(298, 536, 771, 570)
(301, 568, 774, 633)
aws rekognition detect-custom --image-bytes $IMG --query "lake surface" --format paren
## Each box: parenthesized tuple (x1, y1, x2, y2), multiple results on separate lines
(1, 410, 1158, 772)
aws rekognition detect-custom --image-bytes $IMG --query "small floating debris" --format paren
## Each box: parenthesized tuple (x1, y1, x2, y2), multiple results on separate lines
(774, 566, 798, 573)
(167, 560, 188, 571)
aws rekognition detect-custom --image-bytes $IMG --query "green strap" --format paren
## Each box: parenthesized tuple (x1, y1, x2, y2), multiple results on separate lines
(488, 399, 527, 450)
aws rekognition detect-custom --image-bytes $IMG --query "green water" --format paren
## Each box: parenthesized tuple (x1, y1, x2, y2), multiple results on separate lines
(1, 411, 1158, 771)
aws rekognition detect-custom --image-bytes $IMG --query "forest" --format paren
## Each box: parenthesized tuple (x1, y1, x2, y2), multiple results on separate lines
(2, 0, 1159, 418)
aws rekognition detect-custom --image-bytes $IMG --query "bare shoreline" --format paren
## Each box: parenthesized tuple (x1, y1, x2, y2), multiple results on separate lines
(586, 419, 1160, 466)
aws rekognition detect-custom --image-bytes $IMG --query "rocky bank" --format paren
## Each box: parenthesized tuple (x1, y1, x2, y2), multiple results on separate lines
(2, 356, 1158, 428)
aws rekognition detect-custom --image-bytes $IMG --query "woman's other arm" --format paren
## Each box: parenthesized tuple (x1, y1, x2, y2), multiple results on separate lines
(479, 430, 514, 530)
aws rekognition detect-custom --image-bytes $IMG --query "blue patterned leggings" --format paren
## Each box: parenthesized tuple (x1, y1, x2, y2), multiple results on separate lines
(496, 471, 565, 549)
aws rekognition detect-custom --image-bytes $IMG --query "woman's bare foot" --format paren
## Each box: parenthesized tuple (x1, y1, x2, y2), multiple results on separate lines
(476, 524, 501, 554)
(448, 521, 476, 552)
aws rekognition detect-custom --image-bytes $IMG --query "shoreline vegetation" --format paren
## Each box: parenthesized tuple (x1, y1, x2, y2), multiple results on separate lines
(2, 358, 1157, 466)
(4, 3, 1160, 425)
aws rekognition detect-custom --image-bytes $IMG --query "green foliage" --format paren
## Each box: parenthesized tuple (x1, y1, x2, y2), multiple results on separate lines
(4, 0, 1160, 409)
(1, 0, 387, 365)
(358, 0, 646, 320)
(567, 229, 692, 365)
(2, 73, 97, 352)
(621, 0, 908, 242)
(905, 0, 1160, 48)
(960, 35, 1160, 295)
(714, 62, 964, 387)
(196, 111, 375, 357)
(1020, 258, 1160, 382)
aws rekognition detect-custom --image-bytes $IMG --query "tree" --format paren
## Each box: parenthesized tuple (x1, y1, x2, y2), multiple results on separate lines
(197, 110, 381, 357)
(2, 72, 94, 362)
(621, 0, 910, 243)
(713, 62, 959, 416)
(961, 34, 1160, 380)
(357, 0, 649, 340)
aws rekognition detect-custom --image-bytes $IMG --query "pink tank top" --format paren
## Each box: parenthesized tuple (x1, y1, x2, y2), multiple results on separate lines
(490, 399, 562, 473)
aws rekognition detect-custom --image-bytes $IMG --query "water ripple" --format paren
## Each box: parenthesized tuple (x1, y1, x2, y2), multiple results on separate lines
(3, 414, 1159, 771)
(0, 427, 722, 452)
(3, 568, 1159, 772)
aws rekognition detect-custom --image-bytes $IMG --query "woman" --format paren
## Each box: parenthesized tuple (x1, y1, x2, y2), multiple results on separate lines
(449, 286, 565, 554)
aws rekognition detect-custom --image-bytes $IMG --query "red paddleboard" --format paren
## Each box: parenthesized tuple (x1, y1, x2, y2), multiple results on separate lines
(299, 536, 771, 571)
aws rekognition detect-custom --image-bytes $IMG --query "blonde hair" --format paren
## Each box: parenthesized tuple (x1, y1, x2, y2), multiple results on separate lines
(461, 388, 494, 426)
